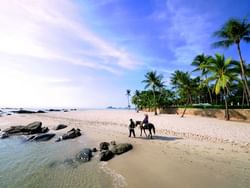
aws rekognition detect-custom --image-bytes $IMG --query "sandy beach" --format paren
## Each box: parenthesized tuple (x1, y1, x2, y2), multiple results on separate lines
(0, 109, 250, 188)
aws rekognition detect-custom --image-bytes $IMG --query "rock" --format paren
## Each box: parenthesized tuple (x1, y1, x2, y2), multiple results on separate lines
(0, 132, 9, 139)
(62, 128, 81, 139)
(110, 141, 116, 145)
(27, 133, 55, 141)
(76, 148, 92, 162)
(100, 142, 110, 150)
(100, 150, 114, 161)
(92, 148, 97, 152)
(3, 121, 44, 135)
(48, 109, 61, 112)
(56, 128, 81, 142)
(12, 109, 37, 114)
(37, 110, 46, 113)
(53, 124, 67, 130)
(111, 143, 133, 155)
(41, 127, 49, 133)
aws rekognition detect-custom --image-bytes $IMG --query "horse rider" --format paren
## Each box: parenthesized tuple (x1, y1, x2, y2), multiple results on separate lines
(142, 114, 149, 128)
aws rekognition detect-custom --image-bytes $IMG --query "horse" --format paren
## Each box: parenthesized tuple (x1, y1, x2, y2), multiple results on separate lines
(135, 121, 155, 139)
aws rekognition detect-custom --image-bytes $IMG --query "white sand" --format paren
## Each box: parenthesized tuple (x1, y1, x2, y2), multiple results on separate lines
(0, 110, 250, 188)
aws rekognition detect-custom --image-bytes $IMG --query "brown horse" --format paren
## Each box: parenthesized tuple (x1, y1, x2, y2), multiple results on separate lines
(135, 121, 155, 139)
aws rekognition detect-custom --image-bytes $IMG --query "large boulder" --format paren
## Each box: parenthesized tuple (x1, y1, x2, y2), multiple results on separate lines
(99, 150, 114, 161)
(3, 121, 47, 135)
(110, 143, 133, 155)
(27, 133, 55, 141)
(99, 142, 110, 151)
(53, 124, 67, 130)
(76, 148, 92, 162)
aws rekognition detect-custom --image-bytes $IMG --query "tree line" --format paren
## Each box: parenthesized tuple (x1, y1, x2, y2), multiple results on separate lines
(130, 18, 250, 120)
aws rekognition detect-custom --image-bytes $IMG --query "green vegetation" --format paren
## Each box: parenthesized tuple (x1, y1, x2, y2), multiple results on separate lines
(131, 17, 250, 120)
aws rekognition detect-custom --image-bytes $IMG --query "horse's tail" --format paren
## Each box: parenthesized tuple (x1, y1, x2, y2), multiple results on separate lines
(152, 125, 155, 134)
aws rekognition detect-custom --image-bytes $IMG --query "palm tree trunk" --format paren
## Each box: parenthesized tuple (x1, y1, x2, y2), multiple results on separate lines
(236, 43, 250, 100)
(153, 89, 157, 115)
(207, 87, 213, 104)
(242, 83, 249, 106)
(181, 97, 190, 118)
(224, 89, 230, 120)
(127, 96, 130, 109)
(205, 75, 213, 104)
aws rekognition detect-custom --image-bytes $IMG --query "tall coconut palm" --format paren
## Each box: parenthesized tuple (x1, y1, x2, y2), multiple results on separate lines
(212, 18, 250, 100)
(204, 54, 237, 120)
(142, 71, 164, 115)
(170, 71, 199, 117)
(192, 54, 213, 103)
(230, 61, 249, 105)
(126, 89, 131, 109)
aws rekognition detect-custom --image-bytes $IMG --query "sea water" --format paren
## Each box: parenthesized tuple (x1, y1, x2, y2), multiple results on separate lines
(0, 136, 120, 188)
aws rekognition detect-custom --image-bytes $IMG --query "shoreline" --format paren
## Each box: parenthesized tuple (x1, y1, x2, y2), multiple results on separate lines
(0, 110, 250, 187)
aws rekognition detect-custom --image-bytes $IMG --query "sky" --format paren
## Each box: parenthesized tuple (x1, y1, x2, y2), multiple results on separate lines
(0, 0, 250, 108)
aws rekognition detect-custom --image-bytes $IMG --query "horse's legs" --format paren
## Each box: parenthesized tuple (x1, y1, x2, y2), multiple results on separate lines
(140, 127, 142, 136)
(143, 129, 147, 137)
(149, 129, 152, 139)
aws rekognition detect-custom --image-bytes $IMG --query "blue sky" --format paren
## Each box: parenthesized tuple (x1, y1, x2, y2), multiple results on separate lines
(0, 0, 249, 108)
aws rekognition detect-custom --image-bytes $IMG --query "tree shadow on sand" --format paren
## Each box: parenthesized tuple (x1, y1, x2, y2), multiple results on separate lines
(135, 135, 183, 141)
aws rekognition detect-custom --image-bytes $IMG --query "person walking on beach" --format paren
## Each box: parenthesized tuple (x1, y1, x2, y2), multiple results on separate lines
(128, 118, 136, 137)
(142, 114, 149, 127)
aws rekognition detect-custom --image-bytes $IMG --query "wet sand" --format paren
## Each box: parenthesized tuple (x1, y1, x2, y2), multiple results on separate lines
(0, 110, 250, 188)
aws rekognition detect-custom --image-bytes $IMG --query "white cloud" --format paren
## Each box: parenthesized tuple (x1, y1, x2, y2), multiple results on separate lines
(0, 0, 139, 74)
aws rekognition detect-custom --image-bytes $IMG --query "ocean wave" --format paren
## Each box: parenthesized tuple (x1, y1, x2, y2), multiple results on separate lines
(99, 162, 127, 188)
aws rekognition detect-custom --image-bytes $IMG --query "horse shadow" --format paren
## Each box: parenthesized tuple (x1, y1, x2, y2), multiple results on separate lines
(135, 135, 182, 141)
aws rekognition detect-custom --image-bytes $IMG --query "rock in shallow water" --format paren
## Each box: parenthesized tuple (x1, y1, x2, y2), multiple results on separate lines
(0, 132, 9, 139)
(76, 148, 92, 162)
(27, 133, 55, 142)
(56, 128, 81, 142)
(99, 150, 114, 161)
(110, 143, 133, 155)
(3, 121, 48, 135)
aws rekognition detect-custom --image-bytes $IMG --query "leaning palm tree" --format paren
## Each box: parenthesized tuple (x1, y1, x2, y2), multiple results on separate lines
(204, 54, 237, 120)
(142, 71, 164, 115)
(126, 89, 131, 109)
(212, 18, 250, 100)
(170, 71, 199, 117)
(192, 54, 213, 103)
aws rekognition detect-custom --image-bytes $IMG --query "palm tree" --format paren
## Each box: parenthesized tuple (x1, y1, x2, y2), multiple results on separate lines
(126, 89, 131, 109)
(170, 71, 199, 117)
(132, 90, 141, 112)
(142, 71, 164, 115)
(212, 18, 250, 101)
(192, 54, 213, 103)
(230, 61, 250, 105)
(204, 54, 237, 120)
